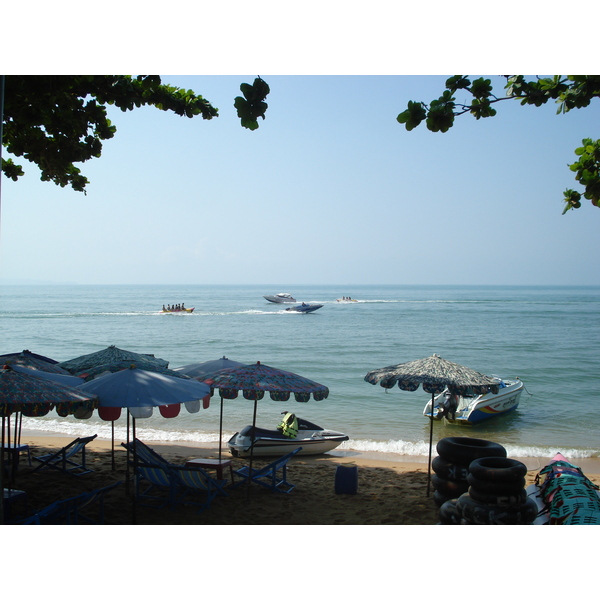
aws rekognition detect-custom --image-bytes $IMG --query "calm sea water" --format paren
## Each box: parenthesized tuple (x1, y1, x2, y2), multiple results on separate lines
(1, 284, 599, 459)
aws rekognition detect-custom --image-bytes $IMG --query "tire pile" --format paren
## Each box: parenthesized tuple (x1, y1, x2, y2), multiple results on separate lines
(434, 437, 537, 525)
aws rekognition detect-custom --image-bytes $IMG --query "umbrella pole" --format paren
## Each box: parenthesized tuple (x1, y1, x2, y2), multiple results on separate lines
(427, 393, 434, 497)
(247, 399, 258, 501)
(125, 410, 131, 495)
(111, 421, 115, 471)
(0, 416, 5, 524)
(218, 396, 223, 461)
(132, 415, 137, 525)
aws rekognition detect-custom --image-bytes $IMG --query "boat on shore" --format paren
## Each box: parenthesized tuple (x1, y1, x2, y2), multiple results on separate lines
(161, 307, 194, 313)
(263, 293, 296, 303)
(228, 414, 349, 457)
(423, 377, 524, 424)
(285, 303, 323, 313)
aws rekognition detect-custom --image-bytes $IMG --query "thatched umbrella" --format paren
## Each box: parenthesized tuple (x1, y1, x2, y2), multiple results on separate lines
(365, 353, 499, 496)
(58, 345, 168, 374)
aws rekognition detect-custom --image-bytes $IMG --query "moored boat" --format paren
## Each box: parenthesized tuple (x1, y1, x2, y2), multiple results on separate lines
(263, 293, 296, 303)
(285, 303, 323, 313)
(227, 413, 349, 457)
(423, 377, 524, 424)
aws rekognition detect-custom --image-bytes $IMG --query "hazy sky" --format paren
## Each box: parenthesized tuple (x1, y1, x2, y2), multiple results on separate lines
(1, 11, 599, 287)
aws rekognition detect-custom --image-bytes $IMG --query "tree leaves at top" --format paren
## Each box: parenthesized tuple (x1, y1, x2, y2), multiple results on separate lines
(397, 75, 600, 214)
(1, 75, 220, 193)
(234, 77, 270, 131)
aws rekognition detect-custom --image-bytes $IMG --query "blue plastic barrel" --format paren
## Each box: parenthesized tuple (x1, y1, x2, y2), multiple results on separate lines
(335, 465, 358, 494)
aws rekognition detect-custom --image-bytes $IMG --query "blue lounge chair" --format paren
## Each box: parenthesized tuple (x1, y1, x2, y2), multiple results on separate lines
(32, 434, 97, 475)
(233, 447, 302, 493)
(121, 438, 173, 467)
(134, 463, 179, 509)
(170, 465, 228, 513)
(15, 482, 122, 524)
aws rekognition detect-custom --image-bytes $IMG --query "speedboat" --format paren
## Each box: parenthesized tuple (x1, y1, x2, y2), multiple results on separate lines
(285, 303, 323, 313)
(423, 377, 524, 424)
(161, 306, 194, 313)
(263, 293, 296, 303)
(228, 414, 349, 457)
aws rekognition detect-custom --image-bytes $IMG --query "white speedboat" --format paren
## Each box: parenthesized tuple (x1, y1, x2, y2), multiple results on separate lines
(227, 414, 349, 457)
(285, 303, 323, 313)
(264, 293, 296, 303)
(423, 377, 524, 424)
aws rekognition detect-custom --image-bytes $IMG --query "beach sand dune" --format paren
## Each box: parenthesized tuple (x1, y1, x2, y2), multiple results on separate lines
(5, 436, 600, 526)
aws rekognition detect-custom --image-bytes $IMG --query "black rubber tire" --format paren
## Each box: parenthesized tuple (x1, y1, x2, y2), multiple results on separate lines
(433, 490, 453, 508)
(431, 474, 470, 498)
(468, 485, 528, 506)
(457, 493, 538, 525)
(466, 473, 526, 495)
(439, 499, 461, 524)
(432, 456, 470, 481)
(469, 457, 528, 482)
(436, 437, 507, 464)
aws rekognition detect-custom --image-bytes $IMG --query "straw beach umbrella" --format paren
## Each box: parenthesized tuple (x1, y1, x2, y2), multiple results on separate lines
(58, 345, 169, 374)
(364, 353, 499, 495)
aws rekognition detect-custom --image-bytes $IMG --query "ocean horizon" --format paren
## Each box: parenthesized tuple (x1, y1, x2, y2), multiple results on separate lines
(2, 283, 599, 460)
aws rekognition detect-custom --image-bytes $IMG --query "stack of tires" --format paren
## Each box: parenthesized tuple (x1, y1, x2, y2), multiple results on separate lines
(456, 457, 538, 525)
(434, 437, 507, 524)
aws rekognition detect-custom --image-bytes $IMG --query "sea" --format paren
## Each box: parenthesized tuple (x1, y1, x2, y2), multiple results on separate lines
(1, 284, 599, 460)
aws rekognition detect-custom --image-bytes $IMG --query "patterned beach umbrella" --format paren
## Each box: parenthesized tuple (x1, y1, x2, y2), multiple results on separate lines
(58, 345, 169, 374)
(206, 361, 329, 465)
(173, 356, 247, 380)
(1, 352, 71, 375)
(7, 364, 86, 388)
(364, 354, 499, 496)
(0, 364, 98, 418)
(0, 349, 59, 365)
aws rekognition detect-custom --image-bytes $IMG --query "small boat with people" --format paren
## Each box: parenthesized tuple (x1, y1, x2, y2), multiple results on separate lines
(423, 377, 524, 424)
(161, 304, 194, 313)
(336, 296, 358, 302)
(263, 293, 296, 303)
(285, 303, 323, 313)
(227, 412, 349, 457)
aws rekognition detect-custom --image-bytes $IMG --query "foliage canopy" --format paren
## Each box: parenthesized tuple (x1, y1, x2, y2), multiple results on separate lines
(1, 75, 270, 193)
(397, 76, 600, 214)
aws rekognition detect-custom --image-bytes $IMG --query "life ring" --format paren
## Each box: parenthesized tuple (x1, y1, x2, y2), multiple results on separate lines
(468, 485, 528, 506)
(436, 437, 507, 465)
(457, 493, 538, 525)
(432, 455, 470, 481)
(469, 457, 528, 482)
(466, 473, 526, 495)
(431, 474, 470, 498)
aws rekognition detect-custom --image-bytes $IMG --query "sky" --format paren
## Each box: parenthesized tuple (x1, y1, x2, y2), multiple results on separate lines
(1, 10, 600, 287)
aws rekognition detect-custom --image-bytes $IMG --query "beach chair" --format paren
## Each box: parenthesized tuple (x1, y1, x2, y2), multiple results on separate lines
(134, 463, 179, 509)
(233, 447, 302, 493)
(121, 438, 174, 467)
(15, 482, 122, 524)
(170, 465, 228, 513)
(32, 434, 98, 475)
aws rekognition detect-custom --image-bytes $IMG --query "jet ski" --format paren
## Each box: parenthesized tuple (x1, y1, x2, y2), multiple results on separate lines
(227, 413, 349, 457)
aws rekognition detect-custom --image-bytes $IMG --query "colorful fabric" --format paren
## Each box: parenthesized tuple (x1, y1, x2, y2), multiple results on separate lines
(209, 362, 329, 402)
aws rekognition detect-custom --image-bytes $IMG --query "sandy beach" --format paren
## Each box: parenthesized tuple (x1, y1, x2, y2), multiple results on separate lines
(5, 434, 600, 526)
